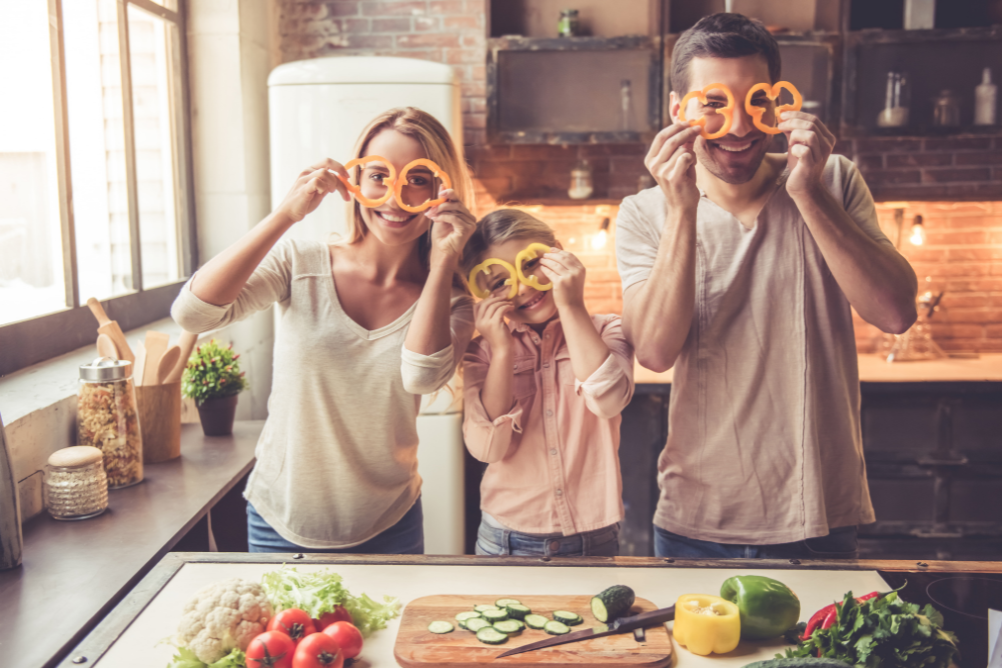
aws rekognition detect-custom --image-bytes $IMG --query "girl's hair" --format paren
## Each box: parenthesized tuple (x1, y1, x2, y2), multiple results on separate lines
(342, 107, 474, 261)
(462, 208, 557, 275)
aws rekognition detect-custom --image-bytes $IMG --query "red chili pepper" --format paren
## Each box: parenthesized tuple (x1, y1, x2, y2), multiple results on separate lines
(800, 591, 881, 641)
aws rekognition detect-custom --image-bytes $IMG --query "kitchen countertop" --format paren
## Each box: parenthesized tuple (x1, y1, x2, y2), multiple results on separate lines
(62, 553, 1002, 668)
(0, 421, 261, 668)
(634, 353, 1002, 386)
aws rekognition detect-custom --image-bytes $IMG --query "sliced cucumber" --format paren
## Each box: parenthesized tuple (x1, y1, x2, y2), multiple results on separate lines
(591, 584, 636, 622)
(495, 598, 521, 608)
(511, 619, 526, 631)
(552, 610, 582, 625)
(493, 620, 523, 636)
(476, 627, 509, 645)
(474, 604, 498, 613)
(544, 620, 571, 635)
(465, 618, 491, 633)
(482, 608, 509, 623)
(524, 614, 549, 629)
(456, 611, 482, 623)
(428, 621, 454, 634)
(505, 603, 531, 620)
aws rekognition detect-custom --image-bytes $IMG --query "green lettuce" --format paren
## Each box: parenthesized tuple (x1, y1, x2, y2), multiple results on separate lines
(166, 647, 246, 668)
(782, 590, 959, 668)
(260, 567, 401, 637)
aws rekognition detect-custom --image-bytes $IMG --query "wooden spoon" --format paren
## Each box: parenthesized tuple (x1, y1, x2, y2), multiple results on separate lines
(156, 346, 181, 385)
(164, 331, 198, 384)
(95, 334, 119, 360)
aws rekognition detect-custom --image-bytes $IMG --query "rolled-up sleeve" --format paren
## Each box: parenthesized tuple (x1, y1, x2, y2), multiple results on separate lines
(170, 241, 293, 333)
(401, 292, 475, 395)
(574, 316, 634, 419)
(461, 338, 522, 464)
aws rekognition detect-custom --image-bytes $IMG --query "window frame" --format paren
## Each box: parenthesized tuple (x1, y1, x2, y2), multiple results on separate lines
(0, 0, 196, 376)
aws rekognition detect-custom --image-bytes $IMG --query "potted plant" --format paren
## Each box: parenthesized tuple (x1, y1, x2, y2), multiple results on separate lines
(181, 339, 247, 436)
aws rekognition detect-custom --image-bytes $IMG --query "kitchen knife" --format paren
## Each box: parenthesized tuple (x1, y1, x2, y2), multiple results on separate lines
(494, 605, 675, 658)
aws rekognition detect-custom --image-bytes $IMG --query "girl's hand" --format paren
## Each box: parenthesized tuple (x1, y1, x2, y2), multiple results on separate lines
(473, 294, 514, 352)
(426, 189, 476, 267)
(539, 248, 587, 313)
(275, 159, 350, 224)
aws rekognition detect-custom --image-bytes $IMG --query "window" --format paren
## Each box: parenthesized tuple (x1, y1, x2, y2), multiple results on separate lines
(0, 0, 194, 375)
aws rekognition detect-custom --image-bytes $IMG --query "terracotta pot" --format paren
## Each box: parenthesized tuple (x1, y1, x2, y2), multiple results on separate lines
(196, 394, 239, 436)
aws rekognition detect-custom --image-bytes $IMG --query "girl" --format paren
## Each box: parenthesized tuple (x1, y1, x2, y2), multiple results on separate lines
(462, 209, 634, 557)
(171, 107, 476, 554)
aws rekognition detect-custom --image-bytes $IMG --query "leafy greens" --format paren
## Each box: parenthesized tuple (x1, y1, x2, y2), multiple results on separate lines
(782, 590, 959, 668)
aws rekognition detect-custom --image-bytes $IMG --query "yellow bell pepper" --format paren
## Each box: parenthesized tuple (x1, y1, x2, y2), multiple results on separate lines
(673, 594, 741, 656)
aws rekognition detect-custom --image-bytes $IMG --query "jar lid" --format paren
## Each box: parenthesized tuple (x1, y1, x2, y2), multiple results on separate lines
(48, 446, 104, 468)
(79, 356, 131, 381)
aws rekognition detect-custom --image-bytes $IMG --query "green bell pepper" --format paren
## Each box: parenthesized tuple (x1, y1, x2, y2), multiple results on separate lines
(720, 575, 801, 640)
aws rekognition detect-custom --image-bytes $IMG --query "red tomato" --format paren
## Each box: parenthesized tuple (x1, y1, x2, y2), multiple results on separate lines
(246, 631, 296, 668)
(314, 606, 352, 631)
(292, 633, 343, 668)
(267, 608, 317, 645)
(321, 621, 363, 660)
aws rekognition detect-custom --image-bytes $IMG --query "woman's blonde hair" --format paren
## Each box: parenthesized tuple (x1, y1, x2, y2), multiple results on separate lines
(343, 107, 474, 260)
(462, 208, 557, 275)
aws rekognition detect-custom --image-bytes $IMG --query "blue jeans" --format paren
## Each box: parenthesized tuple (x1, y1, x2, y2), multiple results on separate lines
(475, 518, 620, 557)
(247, 499, 424, 555)
(653, 525, 859, 559)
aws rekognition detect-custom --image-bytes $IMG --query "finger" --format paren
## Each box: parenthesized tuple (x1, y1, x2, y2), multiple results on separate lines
(789, 143, 812, 166)
(669, 152, 694, 182)
(780, 111, 836, 144)
(653, 129, 698, 171)
(539, 256, 570, 274)
(788, 129, 823, 164)
(539, 265, 560, 285)
(309, 158, 348, 180)
(647, 123, 700, 166)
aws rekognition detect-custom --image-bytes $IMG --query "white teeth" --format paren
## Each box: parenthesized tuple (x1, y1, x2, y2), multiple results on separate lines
(716, 142, 753, 152)
(379, 212, 410, 222)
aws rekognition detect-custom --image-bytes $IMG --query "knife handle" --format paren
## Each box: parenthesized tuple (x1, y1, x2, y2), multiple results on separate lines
(614, 605, 675, 632)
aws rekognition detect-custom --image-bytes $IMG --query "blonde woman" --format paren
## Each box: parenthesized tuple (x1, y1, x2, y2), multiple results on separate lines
(171, 108, 476, 554)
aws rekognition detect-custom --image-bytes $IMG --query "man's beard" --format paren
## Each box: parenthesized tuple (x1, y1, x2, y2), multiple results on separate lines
(694, 134, 773, 185)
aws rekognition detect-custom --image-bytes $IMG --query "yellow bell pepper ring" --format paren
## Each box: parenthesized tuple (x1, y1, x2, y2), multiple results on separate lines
(468, 258, 518, 300)
(678, 83, 735, 140)
(673, 594, 741, 656)
(394, 158, 452, 213)
(335, 155, 398, 208)
(514, 243, 554, 292)
(745, 81, 803, 135)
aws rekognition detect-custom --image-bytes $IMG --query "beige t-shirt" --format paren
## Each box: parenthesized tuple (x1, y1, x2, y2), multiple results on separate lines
(616, 154, 883, 545)
(171, 239, 474, 548)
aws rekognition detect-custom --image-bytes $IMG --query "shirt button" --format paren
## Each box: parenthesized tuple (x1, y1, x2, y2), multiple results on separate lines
(550, 448, 557, 455)
(555, 489, 563, 496)
(549, 540, 560, 551)
(546, 409, 553, 417)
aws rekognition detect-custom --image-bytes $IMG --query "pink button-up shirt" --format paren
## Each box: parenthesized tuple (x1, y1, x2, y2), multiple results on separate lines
(462, 314, 634, 536)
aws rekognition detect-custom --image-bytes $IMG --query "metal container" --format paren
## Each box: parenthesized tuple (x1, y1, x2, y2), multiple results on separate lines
(932, 89, 962, 127)
(0, 410, 23, 570)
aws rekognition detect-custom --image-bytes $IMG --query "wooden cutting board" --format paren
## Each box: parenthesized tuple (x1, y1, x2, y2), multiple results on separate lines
(393, 594, 673, 667)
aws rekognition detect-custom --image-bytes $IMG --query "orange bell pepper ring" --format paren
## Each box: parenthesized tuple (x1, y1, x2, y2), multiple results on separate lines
(678, 83, 735, 140)
(514, 243, 553, 292)
(334, 155, 397, 208)
(744, 81, 802, 135)
(468, 258, 518, 300)
(394, 159, 452, 213)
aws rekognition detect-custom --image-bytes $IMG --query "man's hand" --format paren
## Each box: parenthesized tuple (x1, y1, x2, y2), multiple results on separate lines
(779, 110, 836, 198)
(539, 248, 587, 314)
(645, 123, 702, 214)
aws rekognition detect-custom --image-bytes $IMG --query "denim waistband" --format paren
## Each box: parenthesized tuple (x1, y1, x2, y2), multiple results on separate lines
(477, 519, 619, 557)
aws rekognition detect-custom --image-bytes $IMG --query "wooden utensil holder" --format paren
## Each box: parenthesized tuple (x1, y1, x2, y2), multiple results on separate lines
(136, 382, 181, 463)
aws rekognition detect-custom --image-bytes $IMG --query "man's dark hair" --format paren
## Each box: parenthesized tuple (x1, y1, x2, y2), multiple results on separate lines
(670, 13, 781, 96)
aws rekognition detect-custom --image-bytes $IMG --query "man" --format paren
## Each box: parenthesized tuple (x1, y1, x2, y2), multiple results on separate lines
(616, 14, 918, 558)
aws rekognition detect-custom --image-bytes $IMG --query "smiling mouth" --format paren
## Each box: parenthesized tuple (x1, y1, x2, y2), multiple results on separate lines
(518, 291, 547, 311)
(709, 138, 758, 153)
(374, 210, 417, 227)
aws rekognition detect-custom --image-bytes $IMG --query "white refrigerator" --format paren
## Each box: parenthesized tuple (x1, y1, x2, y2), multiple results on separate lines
(268, 57, 467, 554)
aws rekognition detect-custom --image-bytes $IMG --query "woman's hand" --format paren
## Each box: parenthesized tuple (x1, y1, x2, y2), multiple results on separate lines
(274, 158, 350, 224)
(539, 248, 587, 314)
(425, 189, 477, 268)
(473, 294, 514, 353)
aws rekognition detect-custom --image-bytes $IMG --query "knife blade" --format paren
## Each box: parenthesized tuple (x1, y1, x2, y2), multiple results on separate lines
(494, 605, 674, 658)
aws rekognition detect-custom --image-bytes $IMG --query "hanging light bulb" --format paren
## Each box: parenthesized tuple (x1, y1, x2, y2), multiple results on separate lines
(590, 217, 611, 250)
(909, 214, 926, 246)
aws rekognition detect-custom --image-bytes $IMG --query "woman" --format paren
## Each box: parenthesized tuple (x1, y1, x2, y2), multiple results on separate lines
(171, 107, 476, 554)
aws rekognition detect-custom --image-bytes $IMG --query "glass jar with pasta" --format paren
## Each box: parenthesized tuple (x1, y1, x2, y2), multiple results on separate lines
(77, 357, 144, 488)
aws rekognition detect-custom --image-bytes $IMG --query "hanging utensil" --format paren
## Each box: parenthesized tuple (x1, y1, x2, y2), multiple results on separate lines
(0, 410, 23, 571)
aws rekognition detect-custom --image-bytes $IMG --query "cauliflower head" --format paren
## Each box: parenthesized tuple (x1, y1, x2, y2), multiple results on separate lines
(176, 577, 272, 664)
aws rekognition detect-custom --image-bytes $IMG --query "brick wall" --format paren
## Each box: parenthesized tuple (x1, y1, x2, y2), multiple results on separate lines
(274, 1, 1002, 350)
